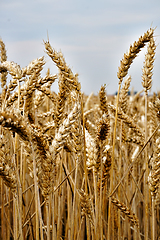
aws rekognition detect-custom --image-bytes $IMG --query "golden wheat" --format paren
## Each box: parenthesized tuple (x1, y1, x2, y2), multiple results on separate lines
(0, 27, 160, 240)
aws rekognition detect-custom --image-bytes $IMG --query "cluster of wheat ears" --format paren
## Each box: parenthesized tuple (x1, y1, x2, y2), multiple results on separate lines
(0, 27, 160, 240)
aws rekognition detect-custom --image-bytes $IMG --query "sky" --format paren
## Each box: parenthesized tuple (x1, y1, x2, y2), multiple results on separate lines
(0, 0, 160, 95)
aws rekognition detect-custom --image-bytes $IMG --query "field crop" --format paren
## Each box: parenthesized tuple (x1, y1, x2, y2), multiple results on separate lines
(0, 28, 160, 240)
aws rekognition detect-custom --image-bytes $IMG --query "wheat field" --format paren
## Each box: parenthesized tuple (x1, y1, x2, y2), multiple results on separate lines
(0, 27, 160, 240)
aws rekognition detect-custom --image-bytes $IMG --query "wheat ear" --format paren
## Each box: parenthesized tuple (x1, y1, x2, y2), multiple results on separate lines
(117, 28, 154, 84)
(85, 129, 98, 170)
(111, 197, 139, 228)
(119, 76, 131, 113)
(0, 39, 7, 88)
(142, 36, 156, 92)
(78, 189, 94, 227)
(0, 153, 17, 193)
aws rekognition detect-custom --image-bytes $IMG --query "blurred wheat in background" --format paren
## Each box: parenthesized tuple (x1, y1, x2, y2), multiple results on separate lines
(0, 28, 160, 240)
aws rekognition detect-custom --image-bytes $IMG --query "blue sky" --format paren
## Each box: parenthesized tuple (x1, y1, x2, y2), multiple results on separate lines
(0, 0, 160, 95)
